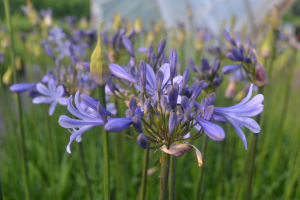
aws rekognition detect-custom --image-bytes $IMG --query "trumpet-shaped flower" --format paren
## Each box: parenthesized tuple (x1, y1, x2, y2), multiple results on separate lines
(213, 84, 263, 149)
(32, 78, 68, 115)
(58, 92, 105, 153)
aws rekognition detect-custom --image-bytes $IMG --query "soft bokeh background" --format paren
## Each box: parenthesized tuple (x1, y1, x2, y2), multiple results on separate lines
(0, 0, 300, 200)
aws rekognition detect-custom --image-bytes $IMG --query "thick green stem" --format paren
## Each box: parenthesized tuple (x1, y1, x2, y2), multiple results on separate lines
(3, 0, 30, 199)
(169, 155, 176, 200)
(159, 151, 170, 200)
(98, 86, 110, 200)
(140, 149, 149, 200)
(195, 134, 208, 200)
(245, 87, 264, 200)
(79, 143, 93, 200)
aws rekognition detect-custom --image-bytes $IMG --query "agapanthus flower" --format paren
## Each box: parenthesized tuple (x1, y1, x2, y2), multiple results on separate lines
(213, 84, 263, 149)
(48, 26, 66, 45)
(33, 78, 68, 115)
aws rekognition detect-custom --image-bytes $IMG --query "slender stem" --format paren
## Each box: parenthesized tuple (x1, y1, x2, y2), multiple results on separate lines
(245, 86, 264, 200)
(140, 149, 149, 200)
(98, 86, 110, 200)
(169, 155, 176, 200)
(79, 143, 93, 200)
(3, 0, 30, 199)
(44, 105, 55, 198)
(159, 151, 170, 200)
(195, 134, 208, 200)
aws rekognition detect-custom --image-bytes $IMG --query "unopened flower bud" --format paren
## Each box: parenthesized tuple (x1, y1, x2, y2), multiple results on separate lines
(254, 62, 269, 87)
(144, 99, 152, 113)
(181, 96, 191, 120)
(203, 105, 214, 121)
(156, 70, 164, 90)
(169, 48, 177, 79)
(122, 35, 135, 57)
(129, 97, 137, 116)
(168, 85, 178, 109)
(207, 93, 216, 105)
(168, 112, 177, 136)
(157, 38, 166, 59)
(147, 44, 153, 63)
(90, 21, 111, 86)
(132, 116, 143, 134)
(160, 96, 168, 114)
(182, 68, 190, 87)
(139, 61, 147, 86)
(137, 133, 147, 149)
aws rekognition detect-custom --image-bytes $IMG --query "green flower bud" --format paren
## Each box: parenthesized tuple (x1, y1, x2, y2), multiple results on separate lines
(90, 20, 111, 86)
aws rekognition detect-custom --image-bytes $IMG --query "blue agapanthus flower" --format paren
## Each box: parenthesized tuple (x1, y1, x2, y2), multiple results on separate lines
(32, 78, 68, 115)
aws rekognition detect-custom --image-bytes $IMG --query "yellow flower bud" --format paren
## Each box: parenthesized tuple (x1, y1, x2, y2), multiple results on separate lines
(90, 20, 111, 86)
(134, 17, 143, 33)
(113, 13, 121, 31)
(3, 66, 12, 85)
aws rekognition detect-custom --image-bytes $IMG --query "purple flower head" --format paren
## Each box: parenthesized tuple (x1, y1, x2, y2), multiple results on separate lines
(122, 35, 135, 57)
(32, 78, 68, 115)
(214, 84, 263, 149)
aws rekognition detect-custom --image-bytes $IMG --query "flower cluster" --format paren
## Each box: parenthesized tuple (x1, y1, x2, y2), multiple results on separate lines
(222, 29, 269, 87)
(59, 38, 264, 165)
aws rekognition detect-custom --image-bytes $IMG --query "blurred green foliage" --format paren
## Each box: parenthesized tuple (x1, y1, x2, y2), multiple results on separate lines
(0, 0, 90, 19)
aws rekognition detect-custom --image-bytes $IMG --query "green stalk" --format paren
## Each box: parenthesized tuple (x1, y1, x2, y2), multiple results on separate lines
(140, 149, 149, 200)
(98, 86, 110, 200)
(169, 155, 176, 200)
(245, 86, 264, 200)
(44, 105, 55, 198)
(159, 151, 170, 200)
(0, 178, 2, 200)
(78, 142, 93, 200)
(3, 0, 30, 199)
(195, 134, 208, 200)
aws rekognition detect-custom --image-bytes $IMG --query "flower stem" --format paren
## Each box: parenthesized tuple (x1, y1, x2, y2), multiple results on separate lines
(169, 155, 176, 200)
(195, 134, 208, 200)
(159, 151, 170, 200)
(79, 142, 93, 200)
(98, 86, 110, 200)
(245, 86, 264, 200)
(3, 0, 30, 199)
(44, 105, 55, 198)
(140, 149, 149, 200)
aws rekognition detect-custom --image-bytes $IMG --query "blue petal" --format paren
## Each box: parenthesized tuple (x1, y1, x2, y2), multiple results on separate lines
(195, 116, 225, 141)
(105, 117, 133, 132)
(222, 64, 242, 74)
(10, 83, 37, 93)
(59, 115, 104, 128)
(109, 63, 138, 84)
(226, 117, 248, 149)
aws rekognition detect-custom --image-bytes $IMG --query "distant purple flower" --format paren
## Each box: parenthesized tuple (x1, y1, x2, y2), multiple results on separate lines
(0, 52, 4, 64)
(48, 26, 66, 44)
(32, 78, 68, 115)
(213, 84, 263, 149)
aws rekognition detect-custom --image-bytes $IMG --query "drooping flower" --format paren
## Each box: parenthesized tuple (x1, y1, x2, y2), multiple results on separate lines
(32, 78, 68, 115)
(213, 84, 263, 149)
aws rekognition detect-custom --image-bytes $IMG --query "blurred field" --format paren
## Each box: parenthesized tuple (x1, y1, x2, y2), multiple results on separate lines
(1, 2, 300, 200)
